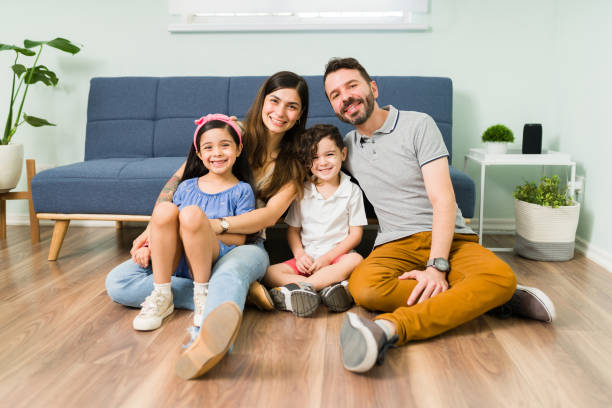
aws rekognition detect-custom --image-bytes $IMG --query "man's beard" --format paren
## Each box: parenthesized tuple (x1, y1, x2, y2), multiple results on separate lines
(336, 91, 375, 126)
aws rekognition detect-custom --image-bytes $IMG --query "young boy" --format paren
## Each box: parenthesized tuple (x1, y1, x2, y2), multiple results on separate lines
(264, 124, 367, 317)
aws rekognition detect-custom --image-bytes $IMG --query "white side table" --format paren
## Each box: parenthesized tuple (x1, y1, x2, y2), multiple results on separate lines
(463, 148, 576, 252)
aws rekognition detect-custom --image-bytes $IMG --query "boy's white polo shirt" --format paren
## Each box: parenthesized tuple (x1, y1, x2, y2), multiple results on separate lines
(285, 171, 367, 260)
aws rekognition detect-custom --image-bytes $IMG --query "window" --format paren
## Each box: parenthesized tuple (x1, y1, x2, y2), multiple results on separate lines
(168, 0, 430, 32)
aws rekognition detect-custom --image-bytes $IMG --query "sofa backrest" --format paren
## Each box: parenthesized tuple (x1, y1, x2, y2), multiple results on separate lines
(85, 76, 453, 162)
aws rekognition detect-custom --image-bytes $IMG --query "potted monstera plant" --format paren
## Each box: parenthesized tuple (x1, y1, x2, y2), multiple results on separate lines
(482, 124, 514, 154)
(0, 38, 80, 192)
(513, 175, 580, 261)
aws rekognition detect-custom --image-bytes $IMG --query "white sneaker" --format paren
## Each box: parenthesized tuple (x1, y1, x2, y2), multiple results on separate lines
(193, 284, 209, 327)
(133, 289, 174, 331)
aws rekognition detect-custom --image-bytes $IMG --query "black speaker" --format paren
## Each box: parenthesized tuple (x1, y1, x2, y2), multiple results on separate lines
(522, 124, 542, 154)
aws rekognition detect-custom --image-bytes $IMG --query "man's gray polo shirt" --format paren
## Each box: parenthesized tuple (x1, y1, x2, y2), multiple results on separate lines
(343, 105, 474, 248)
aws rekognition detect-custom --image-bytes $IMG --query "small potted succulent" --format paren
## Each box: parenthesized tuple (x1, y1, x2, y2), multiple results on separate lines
(0, 37, 80, 192)
(482, 124, 514, 154)
(513, 175, 580, 261)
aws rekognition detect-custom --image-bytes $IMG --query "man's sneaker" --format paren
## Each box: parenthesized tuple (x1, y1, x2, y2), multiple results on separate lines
(490, 284, 556, 323)
(320, 281, 354, 312)
(246, 281, 274, 311)
(133, 289, 174, 331)
(193, 284, 208, 327)
(340, 312, 398, 373)
(269, 282, 320, 317)
(176, 301, 242, 380)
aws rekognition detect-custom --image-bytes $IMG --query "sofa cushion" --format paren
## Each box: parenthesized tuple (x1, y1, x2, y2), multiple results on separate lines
(154, 77, 232, 157)
(450, 166, 476, 218)
(32, 157, 185, 215)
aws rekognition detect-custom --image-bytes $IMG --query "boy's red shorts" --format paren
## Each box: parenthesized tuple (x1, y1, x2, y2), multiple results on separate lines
(283, 253, 345, 277)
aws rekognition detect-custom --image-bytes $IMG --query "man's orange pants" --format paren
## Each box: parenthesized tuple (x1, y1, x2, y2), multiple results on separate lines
(348, 232, 517, 345)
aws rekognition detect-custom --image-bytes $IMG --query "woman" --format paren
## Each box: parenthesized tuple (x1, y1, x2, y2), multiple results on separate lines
(105, 71, 310, 379)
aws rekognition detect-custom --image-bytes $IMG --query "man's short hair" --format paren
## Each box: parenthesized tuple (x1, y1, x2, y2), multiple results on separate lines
(324, 57, 372, 84)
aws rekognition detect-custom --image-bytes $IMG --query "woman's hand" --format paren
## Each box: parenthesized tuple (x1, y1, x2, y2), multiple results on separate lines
(132, 246, 151, 268)
(209, 218, 223, 235)
(130, 228, 150, 266)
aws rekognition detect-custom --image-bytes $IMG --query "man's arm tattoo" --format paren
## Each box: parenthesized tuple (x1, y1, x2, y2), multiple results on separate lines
(156, 175, 180, 204)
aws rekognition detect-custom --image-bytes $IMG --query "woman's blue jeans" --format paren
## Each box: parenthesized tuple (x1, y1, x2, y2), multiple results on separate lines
(105, 241, 269, 320)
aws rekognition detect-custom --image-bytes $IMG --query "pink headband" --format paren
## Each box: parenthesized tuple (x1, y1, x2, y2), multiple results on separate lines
(193, 114, 242, 150)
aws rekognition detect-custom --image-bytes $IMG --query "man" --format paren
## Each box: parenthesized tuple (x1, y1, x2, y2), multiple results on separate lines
(323, 57, 555, 373)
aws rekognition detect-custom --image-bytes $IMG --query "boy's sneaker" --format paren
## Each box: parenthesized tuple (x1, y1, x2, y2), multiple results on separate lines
(320, 281, 354, 312)
(176, 301, 242, 380)
(340, 312, 398, 373)
(246, 281, 274, 311)
(490, 284, 556, 323)
(269, 282, 320, 317)
(193, 284, 208, 327)
(133, 289, 174, 331)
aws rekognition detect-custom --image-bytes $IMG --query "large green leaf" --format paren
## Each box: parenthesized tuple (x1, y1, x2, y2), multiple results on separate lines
(24, 114, 56, 127)
(24, 37, 81, 55)
(0, 43, 36, 56)
(11, 64, 27, 77)
(23, 65, 59, 86)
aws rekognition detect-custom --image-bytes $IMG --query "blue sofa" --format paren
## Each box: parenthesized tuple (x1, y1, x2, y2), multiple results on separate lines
(31, 76, 475, 260)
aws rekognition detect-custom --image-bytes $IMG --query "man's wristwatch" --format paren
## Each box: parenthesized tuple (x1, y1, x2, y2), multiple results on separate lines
(426, 257, 450, 273)
(220, 218, 230, 234)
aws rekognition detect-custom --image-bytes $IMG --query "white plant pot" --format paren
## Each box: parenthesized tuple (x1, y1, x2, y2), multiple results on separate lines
(514, 198, 580, 261)
(486, 142, 508, 154)
(0, 143, 24, 193)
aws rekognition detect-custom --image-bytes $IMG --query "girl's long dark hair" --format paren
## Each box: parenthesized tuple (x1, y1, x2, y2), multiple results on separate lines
(182, 120, 253, 187)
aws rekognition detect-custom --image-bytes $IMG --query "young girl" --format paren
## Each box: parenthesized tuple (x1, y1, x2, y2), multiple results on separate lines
(265, 124, 367, 317)
(108, 71, 310, 379)
(133, 114, 255, 331)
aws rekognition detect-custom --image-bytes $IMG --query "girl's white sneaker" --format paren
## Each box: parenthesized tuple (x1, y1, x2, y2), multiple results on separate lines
(133, 289, 174, 331)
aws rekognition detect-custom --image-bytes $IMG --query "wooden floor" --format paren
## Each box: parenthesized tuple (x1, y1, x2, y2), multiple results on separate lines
(1, 225, 612, 408)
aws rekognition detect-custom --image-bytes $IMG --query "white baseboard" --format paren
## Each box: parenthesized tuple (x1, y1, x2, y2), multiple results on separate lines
(575, 237, 612, 273)
(468, 218, 515, 232)
(6, 213, 611, 273)
(4, 213, 143, 228)
(471, 217, 611, 273)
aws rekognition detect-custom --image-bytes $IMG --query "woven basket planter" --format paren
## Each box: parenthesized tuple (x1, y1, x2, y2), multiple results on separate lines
(514, 199, 580, 261)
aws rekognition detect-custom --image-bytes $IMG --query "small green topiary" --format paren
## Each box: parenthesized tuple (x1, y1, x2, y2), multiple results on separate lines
(482, 124, 514, 143)
(513, 175, 573, 207)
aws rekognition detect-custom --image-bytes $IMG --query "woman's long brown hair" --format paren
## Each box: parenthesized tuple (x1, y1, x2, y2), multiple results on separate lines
(242, 71, 310, 203)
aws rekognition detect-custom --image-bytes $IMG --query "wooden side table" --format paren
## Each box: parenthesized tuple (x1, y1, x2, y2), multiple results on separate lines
(0, 159, 40, 243)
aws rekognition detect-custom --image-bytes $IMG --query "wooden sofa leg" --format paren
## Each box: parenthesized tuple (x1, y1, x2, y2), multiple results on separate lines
(48, 220, 70, 261)
(26, 159, 40, 244)
(0, 200, 6, 240)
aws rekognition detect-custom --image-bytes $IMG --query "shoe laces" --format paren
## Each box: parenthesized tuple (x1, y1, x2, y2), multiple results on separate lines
(139, 290, 167, 316)
(182, 325, 200, 349)
(376, 335, 399, 366)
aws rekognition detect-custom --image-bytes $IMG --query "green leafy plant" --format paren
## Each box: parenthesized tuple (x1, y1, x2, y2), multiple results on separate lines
(482, 124, 514, 143)
(513, 175, 573, 207)
(1, 37, 81, 145)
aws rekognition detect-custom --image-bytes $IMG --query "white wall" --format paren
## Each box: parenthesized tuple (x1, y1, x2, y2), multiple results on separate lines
(554, 0, 612, 257)
(1, 0, 609, 257)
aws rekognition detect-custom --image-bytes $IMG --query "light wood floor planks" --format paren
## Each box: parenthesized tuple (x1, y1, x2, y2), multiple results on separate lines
(1, 226, 612, 407)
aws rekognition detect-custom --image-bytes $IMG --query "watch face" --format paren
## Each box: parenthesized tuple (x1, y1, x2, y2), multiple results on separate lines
(435, 258, 450, 271)
(221, 220, 229, 230)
